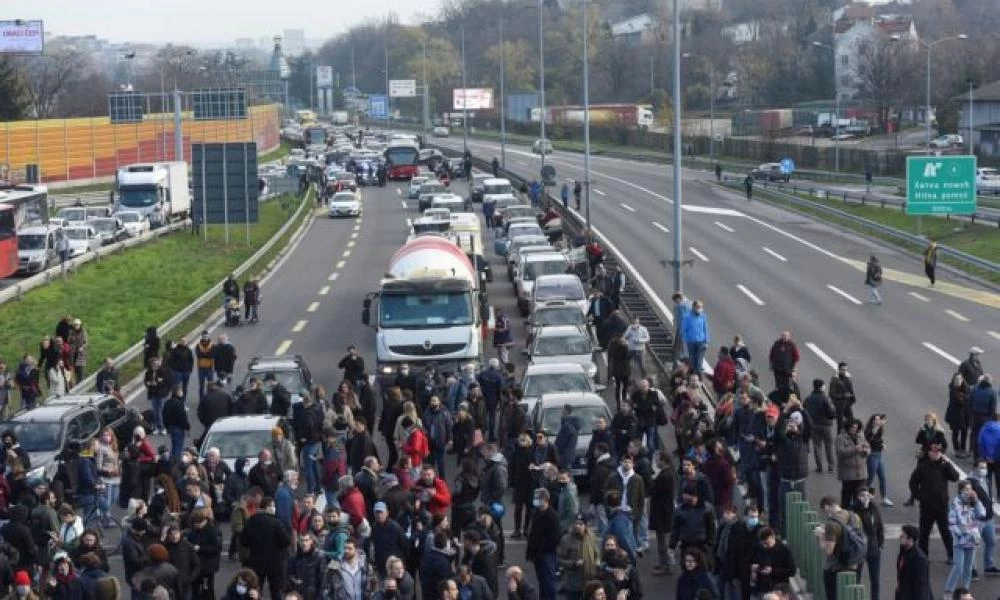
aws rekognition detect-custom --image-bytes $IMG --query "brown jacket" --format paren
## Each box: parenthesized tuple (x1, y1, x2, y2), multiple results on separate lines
(835, 432, 869, 482)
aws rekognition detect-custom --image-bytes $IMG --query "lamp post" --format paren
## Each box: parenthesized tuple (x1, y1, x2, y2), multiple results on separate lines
(811, 41, 841, 172)
(422, 38, 430, 133)
(968, 77, 974, 155)
(670, 0, 682, 293)
(682, 52, 716, 161)
(582, 0, 592, 229)
(461, 23, 468, 154)
(499, 17, 507, 169)
(894, 33, 967, 152)
(535, 0, 547, 171)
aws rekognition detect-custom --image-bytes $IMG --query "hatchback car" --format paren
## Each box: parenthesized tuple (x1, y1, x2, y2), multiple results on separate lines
(751, 163, 789, 182)
(199, 415, 293, 471)
(432, 126, 450, 138)
(114, 211, 150, 237)
(329, 192, 362, 218)
(409, 176, 429, 199)
(63, 225, 101, 257)
(89, 217, 128, 245)
(530, 274, 587, 316)
(523, 324, 598, 380)
(532, 139, 554, 155)
(515, 251, 571, 315)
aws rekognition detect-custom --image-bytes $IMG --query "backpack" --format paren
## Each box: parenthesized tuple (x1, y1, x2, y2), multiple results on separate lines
(832, 512, 867, 566)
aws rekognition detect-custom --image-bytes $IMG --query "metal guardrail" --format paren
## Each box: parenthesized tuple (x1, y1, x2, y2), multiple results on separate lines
(0, 220, 189, 305)
(70, 190, 314, 394)
(727, 180, 1000, 280)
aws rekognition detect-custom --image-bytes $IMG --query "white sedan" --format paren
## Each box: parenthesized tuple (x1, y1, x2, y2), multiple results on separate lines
(63, 225, 101, 257)
(114, 211, 150, 237)
(329, 192, 361, 218)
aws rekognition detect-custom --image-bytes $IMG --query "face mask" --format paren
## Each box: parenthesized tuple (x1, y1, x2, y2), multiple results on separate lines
(263, 460, 273, 466)
(745, 517, 759, 528)
(532, 498, 542, 508)
(978, 468, 988, 478)
(16, 587, 29, 597)
(235, 584, 248, 595)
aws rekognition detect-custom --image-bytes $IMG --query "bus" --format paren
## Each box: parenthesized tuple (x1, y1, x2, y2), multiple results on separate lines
(0, 184, 49, 278)
(295, 109, 318, 125)
(384, 139, 421, 180)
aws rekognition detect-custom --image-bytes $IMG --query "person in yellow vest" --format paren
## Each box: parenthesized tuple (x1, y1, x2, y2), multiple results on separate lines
(195, 331, 215, 402)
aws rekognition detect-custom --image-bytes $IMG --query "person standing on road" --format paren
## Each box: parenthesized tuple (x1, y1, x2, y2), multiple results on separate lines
(166, 337, 194, 404)
(212, 334, 237, 386)
(526, 488, 560, 600)
(908, 443, 959, 561)
(560, 183, 570, 209)
(864, 414, 894, 506)
(968, 459, 999, 577)
(607, 334, 631, 413)
(970, 374, 997, 462)
(836, 418, 870, 508)
(923, 241, 939, 286)
(681, 300, 709, 376)
(959, 347, 984, 390)
(804, 378, 837, 473)
(624, 317, 650, 379)
(194, 331, 215, 402)
(829, 361, 857, 434)
(67, 318, 89, 383)
(573, 180, 582, 210)
(947, 372, 972, 459)
(944, 480, 985, 597)
(865, 255, 884, 305)
(223, 274, 240, 307)
(243, 278, 261, 323)
(241, 496, 292, 600)
(768, 331, 800, 399)
(493, 310, 514, 365)
(492, 157, 500, 177)
(338, 346, 366, 390)
(895, 524, 933, 600)
(477, 359, 504, 442)
(144, 356, 173, 435)
(163, 386, 190, 462)
(850, 486, 886, 600)
(715, 163, 722, 182)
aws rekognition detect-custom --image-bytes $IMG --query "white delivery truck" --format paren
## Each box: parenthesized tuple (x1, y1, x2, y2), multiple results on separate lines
(363, 236, 490, 388)
(331, 111, 349, 125)
(115, 162, 191, 228)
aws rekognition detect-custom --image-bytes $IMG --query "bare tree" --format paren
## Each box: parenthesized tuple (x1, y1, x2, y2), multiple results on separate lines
(18, 46, 87, 118)
(853, 34, 915, 131)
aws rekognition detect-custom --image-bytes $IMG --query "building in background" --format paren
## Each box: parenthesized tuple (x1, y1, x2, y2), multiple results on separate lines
(282, 29, 306, 56)
(833, 3, 918, 101)
(958, 79, 1000, 157)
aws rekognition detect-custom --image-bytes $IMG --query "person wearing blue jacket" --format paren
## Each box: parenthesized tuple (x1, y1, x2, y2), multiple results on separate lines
(603, 489, 638, 564)
(554, 406, 582, 472)
(978, 414, 1000, 498)
(681, 300, 709, 375)
(274, 471, 298, 529)
(76, 438, 101, 518)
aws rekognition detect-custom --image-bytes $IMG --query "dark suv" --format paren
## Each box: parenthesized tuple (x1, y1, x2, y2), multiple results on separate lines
(0, 404, 103, 483)
(240, 355, 313, 415)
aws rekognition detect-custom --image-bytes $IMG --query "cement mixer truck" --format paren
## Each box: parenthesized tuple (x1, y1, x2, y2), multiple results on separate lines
(362, 236, 489, 385)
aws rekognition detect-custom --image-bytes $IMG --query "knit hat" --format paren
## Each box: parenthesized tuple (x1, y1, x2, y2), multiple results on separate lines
(14, 571, 30, 586)
(149, 544, 169, 563)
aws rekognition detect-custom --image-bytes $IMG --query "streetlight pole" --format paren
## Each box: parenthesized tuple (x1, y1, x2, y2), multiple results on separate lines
(384, 22, 390, 127)
(582, 0, 592, 229)
(422, 38, 429, 133)
(461, 24, 468, 154)
(811, 42, 840, 171)
(898, 34, 967, 152)
(538, 0, 547, 172)
(709, 66, 715, 160)
(968, 78, 974, 155)
(500, 18, 507, 169)
(670, 0, 682, 293)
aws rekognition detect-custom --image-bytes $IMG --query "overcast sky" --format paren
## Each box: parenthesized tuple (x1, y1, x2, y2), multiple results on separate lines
(4, 0, 443, 45)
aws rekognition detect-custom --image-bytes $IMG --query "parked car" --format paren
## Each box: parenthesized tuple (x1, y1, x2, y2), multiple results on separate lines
(514, 251, 571, 316)
(432, 126, 450, 138)
(55, 207, 89, 227)
(114, 211, 151, 237)
(0, 404, 103, 482)
(530, 274, 587, 316)
(530, 392, 612, 478)
(17, 224, 63, 274)
(929, 134, 963, 149)
(45, 394, 147, 457)
(89, 217, 128, 245)
(751, 162, 790, 182)
(408, 176, 429, 199)
(63, 225, 101, 257)
(532, 139, 554, 155)
(199, 415, 293, 471)
(977, 167, 1000, 195)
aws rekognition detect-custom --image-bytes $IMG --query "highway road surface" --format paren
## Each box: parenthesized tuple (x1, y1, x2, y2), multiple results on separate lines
(436, 136, 1000, 596)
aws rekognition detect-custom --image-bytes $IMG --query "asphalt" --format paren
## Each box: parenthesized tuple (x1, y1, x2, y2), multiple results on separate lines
(435, 136, 1000, 597)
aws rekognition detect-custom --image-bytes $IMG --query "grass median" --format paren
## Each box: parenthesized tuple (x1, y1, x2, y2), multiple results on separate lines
(0, 191, 312, 406)
(259, 140, 293, 164)
(744, 185, 1000, 285)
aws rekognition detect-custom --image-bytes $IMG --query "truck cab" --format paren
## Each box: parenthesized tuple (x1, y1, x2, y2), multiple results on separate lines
(115, 162, 191, 228)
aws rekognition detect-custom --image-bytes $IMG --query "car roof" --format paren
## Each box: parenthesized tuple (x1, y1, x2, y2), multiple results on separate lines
(535, 274, 582, 285)
(535, 324, 588, 338)
(484, 178, 511, 186)
(19, 224, 60, 235)
(45, 394, 114, 407)
(523, 251, 566, 263)
(248, 355, 304, 371)
(523, 362, 588, 376)
(9, 404, 85, 422)
(204, 415, 285, 433)
(536, 392, 606, 408)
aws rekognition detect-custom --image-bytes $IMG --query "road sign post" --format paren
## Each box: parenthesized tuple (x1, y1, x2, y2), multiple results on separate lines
(906, 155, 977, 216)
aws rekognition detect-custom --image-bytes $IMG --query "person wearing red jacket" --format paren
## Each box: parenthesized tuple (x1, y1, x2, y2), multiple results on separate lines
(337, 474, 367, 528)
(712, 347, 737, 397)
(401, 417, 430, 468)
(414, 464, 451, 517)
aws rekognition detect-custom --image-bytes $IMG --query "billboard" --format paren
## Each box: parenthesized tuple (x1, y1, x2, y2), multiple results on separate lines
(369, 94, 388, 118)
(192, 143, 260, 225)
(0, 20, 44, 54)
(316, 66, 333, 88)
(453, 88, 494, 110)
(390, 79, 417, 98)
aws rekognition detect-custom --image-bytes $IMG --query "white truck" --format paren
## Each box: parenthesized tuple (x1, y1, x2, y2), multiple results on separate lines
(115, 162, 191, 228)
(331, 111, 349, 125)
(362, 236, 489, 387)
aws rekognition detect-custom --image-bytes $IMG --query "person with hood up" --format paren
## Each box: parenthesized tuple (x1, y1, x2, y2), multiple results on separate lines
(598, 542, 643, 599)
(554, 404, 582, 472)
(419, 533, 455, 600)
(480, 442, 508, 513)
(45, 551, 86, 599)
(557, 514, 600, 600)
(959, 347, 984, 389)
(477, 359, 505, 442)
(187, 507, 223, 599)
(712, 346, 737, 397)
(675, 548, 717, 600)
(165, 522, 200, 600)
(669, 484, 716, 563)
(461, 530, 499, 596)
(451, 459, 480, 532)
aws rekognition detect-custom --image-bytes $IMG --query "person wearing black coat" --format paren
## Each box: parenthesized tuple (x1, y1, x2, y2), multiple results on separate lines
(240, 498, 292, 600)
(611, 405, 638, 460)
(419, 533, 456, 600)
(187, 513, 223, 600)
(649, 452, 676, 574)
(526, 489, 561, 600)
(748, 528, 796, 595)
(590, 448, 617, 519)
(235, 381, 267, 415)
(907, 446, 958, 560)
(851, 488, 886, 600)
(509, 435, 535, 538)
(198, 382, 233, 432)
(347, 422, 378, 474)
(162, 388, 190, 461)
(165, 524, 201, 600)
(895, 524, 933, 600)
(247, 451, 282, 497)
(0, 506, 36, 570)
(368, 504, 410, 576)
(287, 533, 326, 600)
(166, 338, 194, 403)
(586, 418, 616, 470)
(461, 532, 499, 597)
(607, 334, 631, 411)
(357, 378, 378, 431)
(267, 378, 291, 418)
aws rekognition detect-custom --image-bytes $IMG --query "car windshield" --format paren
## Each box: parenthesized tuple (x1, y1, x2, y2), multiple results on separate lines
(91, 220, 116, 232)
(57, 209, 85, 222)
(332, 194, 356, 203)
(65, 229, 89, 240)
(484, 183, 513, 195)
(524, 260, 568, 281)
(119, 185, 159, 208)
(17, 234, 46, 250)
(535, 280, 583, 301)
(534, 334, 592, 356)
(118, 213, 140, 223)
(380, 291, 473, 327)
(535, 308, 585, 327)
(540, 405, 606, 435)
(202, 429, 273, 460)
(248, 370, 306, 394)
(505, 207, 535, 219)
(420, 184, 446, 195)
(0, 422, 62, 452)
(412, 221, 450, 234)
(522, 372, 591, 396)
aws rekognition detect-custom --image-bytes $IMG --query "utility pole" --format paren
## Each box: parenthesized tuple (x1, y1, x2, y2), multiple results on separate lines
(670, 0, 683, 293)
(351, 46, 356, 89)
(422, 38, 429, 132)
(500, 18, 507, 169)
(538, 0, 546, 171)
(582, 0, 592, 229)
(384, 22, 391, 126)
(462, 24, 468, 153)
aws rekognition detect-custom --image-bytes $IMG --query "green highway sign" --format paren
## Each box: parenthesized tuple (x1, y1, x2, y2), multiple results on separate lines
(906, 155, 977, 215)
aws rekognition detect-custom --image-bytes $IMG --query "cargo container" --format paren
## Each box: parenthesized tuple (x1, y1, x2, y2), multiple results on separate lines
(536, 104, 655, 129)
(505, 92, 541, 124)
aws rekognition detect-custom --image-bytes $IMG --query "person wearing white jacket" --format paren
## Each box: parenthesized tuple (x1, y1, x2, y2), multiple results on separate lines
(945, 480, 986, 596)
